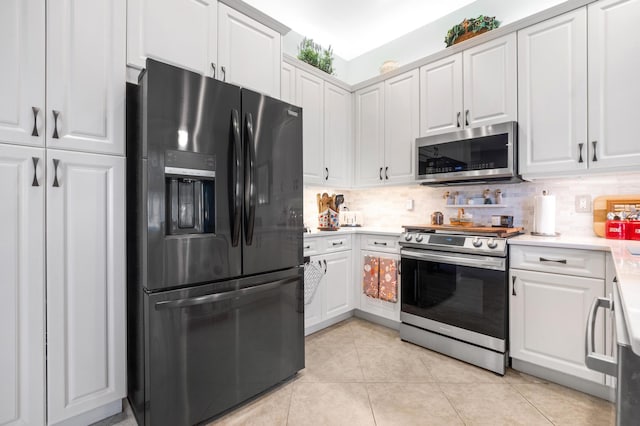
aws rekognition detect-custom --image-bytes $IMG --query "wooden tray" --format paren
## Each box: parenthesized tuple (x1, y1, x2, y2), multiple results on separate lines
(405, 224, 524, 238)
(593, 194, 640, 237)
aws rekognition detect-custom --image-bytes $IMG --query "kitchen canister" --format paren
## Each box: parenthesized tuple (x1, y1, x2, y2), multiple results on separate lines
(532, 190, 558, 236)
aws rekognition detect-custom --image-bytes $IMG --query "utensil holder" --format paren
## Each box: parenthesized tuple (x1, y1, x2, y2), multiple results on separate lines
(318, 208, 339, 230)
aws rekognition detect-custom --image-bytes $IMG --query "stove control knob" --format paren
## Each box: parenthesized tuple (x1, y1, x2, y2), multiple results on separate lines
(404, 233, 413, 241)
(415, 234, 424, 242)
(472, 237, 483, 247)
(487, 238, 498, 249)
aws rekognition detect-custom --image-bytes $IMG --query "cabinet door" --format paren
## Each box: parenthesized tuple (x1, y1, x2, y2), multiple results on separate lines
(218, 3, 281, 97)
(304, 257, 325, 334)
(0, 0, 45, 148)
(281, 62, 297, 104)
(518, 9, 588, 176)
(324, 251, 353, 319)
(419, 53, 463, 137)
(47, 0, 125, 156)
(588, 0, 640, 170)
(296, 69, 325, 185)
(359, 251, 400, 322)
(127, 0, 217, 76)
(0, 144, 45, 426)
(354, 83, 385, 187)
(510, 269, 605, 383)
(324, 82, 352, 187)
(463, 33, 517, 128)
(46, 150, 125, 424)
(385, 69, 419, 184)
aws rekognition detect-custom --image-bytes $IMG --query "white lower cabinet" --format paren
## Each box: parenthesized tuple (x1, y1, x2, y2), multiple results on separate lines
(358, 244, 401, 323)
(304, 238, 353, 335)
(510, 254, 605, 383)
(0, 144, 45, 426)
(46, 150, 126, 424)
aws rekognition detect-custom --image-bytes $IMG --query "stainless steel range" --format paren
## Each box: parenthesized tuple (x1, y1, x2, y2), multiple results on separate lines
(399, 226, 518, 375)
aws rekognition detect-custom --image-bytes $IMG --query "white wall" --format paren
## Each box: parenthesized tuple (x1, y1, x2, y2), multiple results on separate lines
(304, 172, 640, 237)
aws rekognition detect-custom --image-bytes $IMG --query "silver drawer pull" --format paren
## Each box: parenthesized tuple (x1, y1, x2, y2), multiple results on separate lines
(332, 241, 343, 246)
(374, 242, 387, 246)
(539, 257, 567, 264)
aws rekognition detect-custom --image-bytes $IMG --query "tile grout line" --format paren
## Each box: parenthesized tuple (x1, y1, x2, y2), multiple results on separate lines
(433, 381, 469, 426)
(509, 382, 556, 425)
(284, 380, 295, 426)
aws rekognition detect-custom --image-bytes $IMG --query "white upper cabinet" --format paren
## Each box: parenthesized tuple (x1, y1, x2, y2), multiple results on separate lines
(354, 83, 385, 186)
(46, 150, 125, 425)
(296, 69, 325, 185)
(0, 0, 45, 148)
(463, 33, 517, 128)
(419, 53, 463, 137)
(588, 0, 640, 170)
(281, 62, 296, 104)
(47, 0, 125, 156)
(323, 82, 352, 187)
(518, 8, 588, 176)
(127, 0, 217, 76)
(218, 3, 281, 97)
(0, 145, 45, 426)
(384, 69, 419, 183)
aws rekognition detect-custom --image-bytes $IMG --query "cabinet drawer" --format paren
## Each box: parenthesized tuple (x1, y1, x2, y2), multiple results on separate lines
(510, 245, 605, 278)
(323, 235, 351, 252)
(303, 238, 322, 256)
(360, 234, 399, 252)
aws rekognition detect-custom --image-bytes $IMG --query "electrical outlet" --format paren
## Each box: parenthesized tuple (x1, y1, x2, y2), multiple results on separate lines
(406, 199, 414, 211)
(575, 194, 592, 213)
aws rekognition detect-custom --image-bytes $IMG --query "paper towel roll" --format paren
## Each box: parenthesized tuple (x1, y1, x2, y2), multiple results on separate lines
(534, 193, 556, 235)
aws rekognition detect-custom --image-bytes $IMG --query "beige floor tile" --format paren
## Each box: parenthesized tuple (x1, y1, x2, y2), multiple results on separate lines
(349, 319, 401, 348)
(209, 382, 293, 426)
(356, 345, 434, 383)
(288, 382, 375, 426)
(298, 341, 364, 382)
(306, 321, 354, 346)
(439, 383, 552, 425)
(514, 382, 615, 425)
(367, 383, 463, 426)
(419, 349, 505, 384)
(504, 368, 549, 385)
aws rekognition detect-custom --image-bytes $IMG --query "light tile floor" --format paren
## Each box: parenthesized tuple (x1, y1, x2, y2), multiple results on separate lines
(106, 318, 615, 425)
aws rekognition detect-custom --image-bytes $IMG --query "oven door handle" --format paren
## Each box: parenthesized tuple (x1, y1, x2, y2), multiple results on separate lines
(401, 249, 506, 271)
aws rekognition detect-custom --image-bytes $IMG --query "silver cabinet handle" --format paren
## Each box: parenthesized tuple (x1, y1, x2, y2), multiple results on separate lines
(512, 275, 517, 296)
(52, 159, 60, 187)
(578, 143, 584, 163)
(31, 107, 40, 136)
(585, 296, 617, 376)
(211, 62, 216, 79)
(221, 66, 226, 82)
(31, 157, 40, 187)
(592, 141, 598, 162)
(539, 257, 567, 264)
(456, 111, 461, 128)
(52, 110, 60, 139)
(385, 166, 389, 180)
(465, 109, 470, 126)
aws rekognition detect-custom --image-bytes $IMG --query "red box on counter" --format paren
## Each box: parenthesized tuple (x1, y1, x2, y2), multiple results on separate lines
(605, 220, 628, 239)
(629, 221, 640, 241)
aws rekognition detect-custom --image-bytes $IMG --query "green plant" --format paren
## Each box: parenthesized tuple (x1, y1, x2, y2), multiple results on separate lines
(445, 15, 500, 47)
(297, 37, 335, 75)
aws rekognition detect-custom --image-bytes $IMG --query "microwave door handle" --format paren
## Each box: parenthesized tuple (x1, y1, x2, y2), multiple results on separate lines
(154, 277, 296, 310)
(244, 112, 257, 245)
(231, 109, 242, 247)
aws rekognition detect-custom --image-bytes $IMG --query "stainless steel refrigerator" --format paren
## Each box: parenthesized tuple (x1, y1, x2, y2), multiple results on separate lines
(126, 59, 304, 426)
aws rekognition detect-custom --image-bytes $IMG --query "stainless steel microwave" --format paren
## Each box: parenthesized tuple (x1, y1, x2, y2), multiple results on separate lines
(415, 121, 519, 185)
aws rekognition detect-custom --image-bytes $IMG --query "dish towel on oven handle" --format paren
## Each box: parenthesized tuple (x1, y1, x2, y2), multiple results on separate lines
(362, 256, 397, 303)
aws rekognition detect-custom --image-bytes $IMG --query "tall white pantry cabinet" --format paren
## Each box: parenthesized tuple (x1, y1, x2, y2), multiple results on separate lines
(0, 0, 126, 425)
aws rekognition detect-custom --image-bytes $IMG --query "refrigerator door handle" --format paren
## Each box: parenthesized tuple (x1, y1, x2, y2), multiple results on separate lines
(231, 109, 242, 247)
(154, 277, 297, 310)
(244, 112, 257, 245)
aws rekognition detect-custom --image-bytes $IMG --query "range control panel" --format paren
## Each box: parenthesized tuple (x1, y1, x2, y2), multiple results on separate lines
(399, 232, 508, 257)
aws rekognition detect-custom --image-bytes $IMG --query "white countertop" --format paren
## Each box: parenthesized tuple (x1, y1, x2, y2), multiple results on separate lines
(304, 227, 403, 237)
(510, 234, 640, 355)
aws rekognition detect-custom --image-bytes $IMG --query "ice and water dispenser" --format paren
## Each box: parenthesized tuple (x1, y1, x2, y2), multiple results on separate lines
(165, 150, 216, 235)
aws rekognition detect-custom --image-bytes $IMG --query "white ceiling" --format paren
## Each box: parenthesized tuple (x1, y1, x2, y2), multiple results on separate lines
(243, 0, 477, 60)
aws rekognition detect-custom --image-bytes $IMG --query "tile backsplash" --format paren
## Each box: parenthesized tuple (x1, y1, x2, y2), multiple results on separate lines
(304, 172, 640, 236)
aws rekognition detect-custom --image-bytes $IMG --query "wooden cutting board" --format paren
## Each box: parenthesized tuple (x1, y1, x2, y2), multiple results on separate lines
(406, 225, 524, 238)
(593, 195, 640, 237)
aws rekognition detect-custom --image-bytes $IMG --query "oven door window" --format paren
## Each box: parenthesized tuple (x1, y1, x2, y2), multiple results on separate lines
(401, 258, 506, 339)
